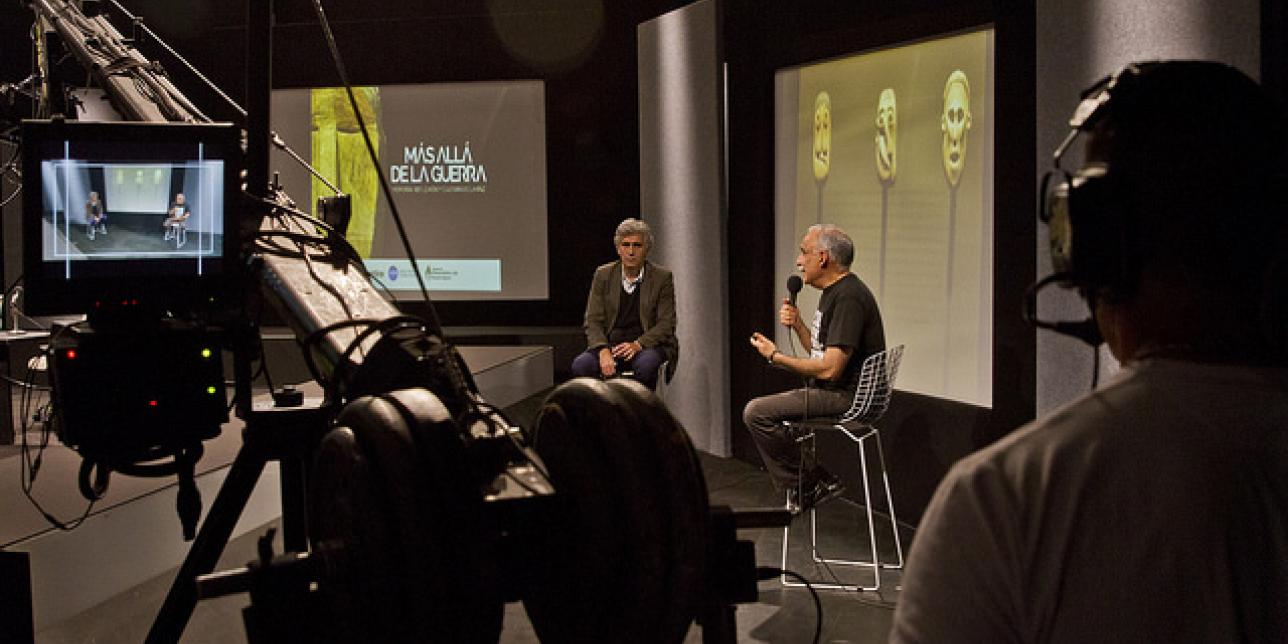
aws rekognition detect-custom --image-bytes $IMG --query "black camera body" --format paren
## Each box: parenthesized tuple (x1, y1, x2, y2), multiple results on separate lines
(49, 320, 227, 462)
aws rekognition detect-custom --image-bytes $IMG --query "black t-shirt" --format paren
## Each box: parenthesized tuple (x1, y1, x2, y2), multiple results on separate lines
(812, 273, 885, 391)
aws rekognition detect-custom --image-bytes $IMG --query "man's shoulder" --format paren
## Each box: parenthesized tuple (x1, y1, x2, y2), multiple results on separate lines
(645, 261, 673, 281)
(821, 274, 875, 311)
(837, 273, 876, 299)
(593, 261, 620, 277)
(943, 363, 1225, 487)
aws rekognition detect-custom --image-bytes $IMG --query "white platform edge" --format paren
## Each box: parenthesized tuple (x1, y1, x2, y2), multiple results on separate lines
(10, 462, 282, 628)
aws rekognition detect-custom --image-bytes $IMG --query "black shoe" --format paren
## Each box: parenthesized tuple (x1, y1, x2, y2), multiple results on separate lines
(799, 475, 845, 512)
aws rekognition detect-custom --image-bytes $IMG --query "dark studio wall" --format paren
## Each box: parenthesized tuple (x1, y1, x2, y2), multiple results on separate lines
(2, 0, 1036, 525)
(4, 0, 1282, 527)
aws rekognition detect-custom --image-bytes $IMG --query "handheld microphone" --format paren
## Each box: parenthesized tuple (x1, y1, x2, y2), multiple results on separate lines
(786, 275, 803, 307)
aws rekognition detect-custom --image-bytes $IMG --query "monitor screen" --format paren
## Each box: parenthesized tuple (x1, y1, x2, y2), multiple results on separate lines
(269, 80, 549, 301)
(774, 27, 995, 407)
(21, 120, 241, 315)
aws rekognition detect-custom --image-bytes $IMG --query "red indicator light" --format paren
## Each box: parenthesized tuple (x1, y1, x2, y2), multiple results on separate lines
(65, 349, 77, 360)
(148, 400, 159, 407)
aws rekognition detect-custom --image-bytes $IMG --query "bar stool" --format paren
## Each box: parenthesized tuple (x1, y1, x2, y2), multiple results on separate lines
(779, 344, 904, 592)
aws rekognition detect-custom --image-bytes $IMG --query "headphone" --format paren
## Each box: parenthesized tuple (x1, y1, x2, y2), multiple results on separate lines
(1034, 61, 1288, 357)
(1025, 63, 1162, 346)
(1039, 62, 1158, 298)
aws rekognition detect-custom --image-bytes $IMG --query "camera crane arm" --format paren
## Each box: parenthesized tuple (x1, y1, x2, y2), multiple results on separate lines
(27, 0, 205, 123)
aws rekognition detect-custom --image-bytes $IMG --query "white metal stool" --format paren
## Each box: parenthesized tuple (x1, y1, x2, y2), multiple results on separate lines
(779, 344, 905, 592)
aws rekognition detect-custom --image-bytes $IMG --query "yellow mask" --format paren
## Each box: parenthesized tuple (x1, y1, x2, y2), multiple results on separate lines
(812, 91, 832, 182)
(875, 88, 897, 184)
(941, 71, 973, 187)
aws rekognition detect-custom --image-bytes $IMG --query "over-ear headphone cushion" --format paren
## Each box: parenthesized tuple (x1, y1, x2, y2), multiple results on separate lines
(1066, 166, 1134, 295)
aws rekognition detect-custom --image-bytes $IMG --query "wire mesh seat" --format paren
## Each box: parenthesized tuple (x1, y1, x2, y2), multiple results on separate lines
(780, 344, 905, 592)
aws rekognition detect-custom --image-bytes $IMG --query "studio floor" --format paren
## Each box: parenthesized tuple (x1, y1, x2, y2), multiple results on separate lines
(22, 389, 907, 643)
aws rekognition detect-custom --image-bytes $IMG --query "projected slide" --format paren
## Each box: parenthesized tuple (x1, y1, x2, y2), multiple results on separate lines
(775, 28, 994, 407)
(271, 81, 549, 301)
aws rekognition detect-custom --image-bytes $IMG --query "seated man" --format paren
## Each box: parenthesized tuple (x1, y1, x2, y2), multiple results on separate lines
(890, 62, 1288, 643)
(570, 218, 677, 390)
(163, 192, 191, 246)
(85, 191, 107, 240)
(745, 224, 885, 514)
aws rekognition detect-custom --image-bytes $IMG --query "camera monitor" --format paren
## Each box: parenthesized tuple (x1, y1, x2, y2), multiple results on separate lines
(21, 119, 242, 316)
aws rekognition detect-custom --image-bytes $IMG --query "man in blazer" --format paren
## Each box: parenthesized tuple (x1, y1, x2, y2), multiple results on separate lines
(571, 218, 678, 389)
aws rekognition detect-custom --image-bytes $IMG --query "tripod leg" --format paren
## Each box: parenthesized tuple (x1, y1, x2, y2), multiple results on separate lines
(699, 605, 738, 644)
(147, 448, 267, 644)
(278, 456, 308, 552)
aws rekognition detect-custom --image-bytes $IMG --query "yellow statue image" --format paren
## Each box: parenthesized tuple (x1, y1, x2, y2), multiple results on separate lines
(812, 90, 831, 182)
(940, 70, 972, 187)
(812, 90, 831, 222)
(311, 87, 382, 257)
(875, 88, 897, 185)
(875, 87, 898, 299)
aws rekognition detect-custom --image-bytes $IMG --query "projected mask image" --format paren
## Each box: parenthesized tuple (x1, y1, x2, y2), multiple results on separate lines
(941, 70, 972, 187)
(875, 88, 897, 184)
(776, 28, 994, 408)
(812, 91, 832, 182)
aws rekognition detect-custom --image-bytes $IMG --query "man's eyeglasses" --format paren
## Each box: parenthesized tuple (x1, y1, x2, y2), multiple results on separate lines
(620, 241, 646, 248)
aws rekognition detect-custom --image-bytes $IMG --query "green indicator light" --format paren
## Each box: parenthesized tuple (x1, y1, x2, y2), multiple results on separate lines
(206, 386, 217, 395)
(201, 348, 213, 359)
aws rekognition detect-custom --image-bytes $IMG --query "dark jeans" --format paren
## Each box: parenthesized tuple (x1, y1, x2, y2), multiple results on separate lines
(570, 346, 666, 390)
(742, 386, 854, 490)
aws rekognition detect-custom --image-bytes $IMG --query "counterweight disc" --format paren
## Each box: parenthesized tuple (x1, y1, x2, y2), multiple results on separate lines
(309, 388, 505, 643)
(523, 378, 709, 643)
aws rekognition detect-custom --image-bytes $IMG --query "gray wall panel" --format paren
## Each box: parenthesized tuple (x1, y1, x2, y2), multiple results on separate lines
(639, 0, 731, 455)
(1034, 0, 1260, 414)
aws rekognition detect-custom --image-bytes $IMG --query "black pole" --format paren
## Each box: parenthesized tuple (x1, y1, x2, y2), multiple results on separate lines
(144, 4, 276, 641)
(245, 0, 271, 209)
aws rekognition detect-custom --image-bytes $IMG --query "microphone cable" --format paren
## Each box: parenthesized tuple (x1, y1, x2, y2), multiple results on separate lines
(1022, 272, 1105, 390)
(756, 566, 822, 644)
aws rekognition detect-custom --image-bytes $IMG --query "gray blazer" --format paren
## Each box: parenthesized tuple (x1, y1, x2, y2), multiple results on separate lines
(582, 260, 679, 381)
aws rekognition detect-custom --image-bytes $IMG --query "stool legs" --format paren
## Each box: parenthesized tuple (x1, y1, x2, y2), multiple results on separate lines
(779, 427, 903, 592)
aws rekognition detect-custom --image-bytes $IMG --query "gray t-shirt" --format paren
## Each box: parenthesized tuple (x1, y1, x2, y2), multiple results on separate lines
(890, 358, 1288, 644)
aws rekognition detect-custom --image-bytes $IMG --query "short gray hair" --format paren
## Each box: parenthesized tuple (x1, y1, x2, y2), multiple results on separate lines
(614, 218, 653, 247)
(810, 224, 854, 268)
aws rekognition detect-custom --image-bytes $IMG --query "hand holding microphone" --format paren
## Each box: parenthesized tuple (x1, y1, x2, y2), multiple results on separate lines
(753, 275, 805, 367)
(780, 275, 803, 328)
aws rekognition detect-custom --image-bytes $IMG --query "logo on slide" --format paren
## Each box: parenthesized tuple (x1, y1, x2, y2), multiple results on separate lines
(390, 141, 489, 192)
(387, 265, 399, 281)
